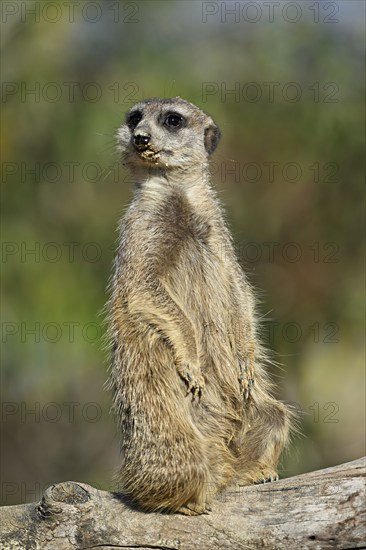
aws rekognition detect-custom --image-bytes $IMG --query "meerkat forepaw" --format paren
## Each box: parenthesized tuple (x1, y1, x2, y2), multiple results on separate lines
(185, 371, 205, 401)
(238, 359, 255, 400)
(177, 364, 205, 400)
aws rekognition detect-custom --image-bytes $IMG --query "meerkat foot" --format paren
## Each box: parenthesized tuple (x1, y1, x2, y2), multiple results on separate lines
(177, 502, 211, 516)
(176, 363, 205, 400)
(238, 466, 279, 486)
(251, 468, 279, 484)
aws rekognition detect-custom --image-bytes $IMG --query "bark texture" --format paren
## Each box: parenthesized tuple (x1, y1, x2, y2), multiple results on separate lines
(0, 457, 365, 550)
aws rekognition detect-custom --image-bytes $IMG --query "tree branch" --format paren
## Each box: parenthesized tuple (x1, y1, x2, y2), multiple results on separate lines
(1, 457, 365, 549)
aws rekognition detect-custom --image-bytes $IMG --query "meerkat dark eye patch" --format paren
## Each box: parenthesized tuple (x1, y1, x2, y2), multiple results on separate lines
(127, 110, 143, 129)
(204, 125, 221, 155)
(163, 112, 186, 130)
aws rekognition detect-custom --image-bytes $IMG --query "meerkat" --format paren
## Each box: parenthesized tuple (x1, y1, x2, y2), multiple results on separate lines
(108, 97, 291, 515)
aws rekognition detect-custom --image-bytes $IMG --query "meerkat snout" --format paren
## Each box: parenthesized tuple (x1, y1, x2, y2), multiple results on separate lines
(133, 133, 151, 150)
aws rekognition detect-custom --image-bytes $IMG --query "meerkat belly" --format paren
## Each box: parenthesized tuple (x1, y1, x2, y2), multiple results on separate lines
(166, 239, 242, 383)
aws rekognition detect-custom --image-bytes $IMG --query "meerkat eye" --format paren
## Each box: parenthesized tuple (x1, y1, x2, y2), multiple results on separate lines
(127, 111, 143, 129)
(164, 113, 184, 129)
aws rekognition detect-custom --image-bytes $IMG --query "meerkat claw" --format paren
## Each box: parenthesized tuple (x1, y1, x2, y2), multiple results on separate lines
(177, 366, 204, 400)
(239, 360, 254, 400)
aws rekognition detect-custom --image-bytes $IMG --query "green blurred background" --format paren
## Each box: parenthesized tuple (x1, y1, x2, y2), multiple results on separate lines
(1, 0, 365, 505)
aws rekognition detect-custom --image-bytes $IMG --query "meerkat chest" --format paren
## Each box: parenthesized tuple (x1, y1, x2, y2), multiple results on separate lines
(128, 183, 239, 301)
(165, 217, 237, 309)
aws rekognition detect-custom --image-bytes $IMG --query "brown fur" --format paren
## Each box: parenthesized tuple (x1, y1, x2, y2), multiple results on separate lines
(108, 97, 291, 515)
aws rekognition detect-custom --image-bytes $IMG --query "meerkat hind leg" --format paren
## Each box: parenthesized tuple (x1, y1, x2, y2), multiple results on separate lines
(238, 398, 290, 486)
(176, 483, 214, 515)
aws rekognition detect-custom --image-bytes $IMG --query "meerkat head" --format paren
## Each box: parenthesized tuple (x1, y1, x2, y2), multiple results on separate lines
(117, 97, 221, 172)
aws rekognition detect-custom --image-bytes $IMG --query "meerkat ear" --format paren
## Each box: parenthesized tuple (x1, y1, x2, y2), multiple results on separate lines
(204, 125, 221, 155)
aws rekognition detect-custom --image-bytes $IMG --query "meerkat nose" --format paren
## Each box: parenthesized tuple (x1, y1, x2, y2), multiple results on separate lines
(133, 133, 151, 149)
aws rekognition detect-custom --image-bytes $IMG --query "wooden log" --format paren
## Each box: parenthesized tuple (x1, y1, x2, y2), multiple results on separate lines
(0, 457, 365, 549)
